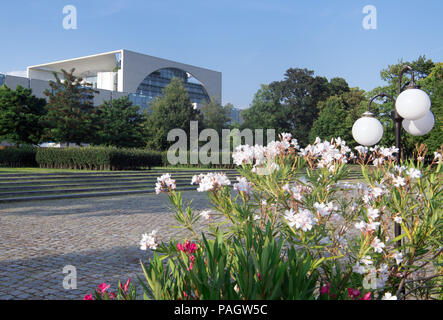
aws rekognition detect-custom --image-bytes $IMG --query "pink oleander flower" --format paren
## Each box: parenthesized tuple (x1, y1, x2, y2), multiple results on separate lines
(177, 240, 198, 254)
(98, 283, 110, 294)
(320, 282, 330, 295)
(83, 294, 93, 300)
(359, 292, 372, 300)
(120, 278, 131, 293)
(348, 288, 361, 299)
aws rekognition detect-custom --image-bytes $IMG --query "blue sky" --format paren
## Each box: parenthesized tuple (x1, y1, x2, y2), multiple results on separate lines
(0, 0, 442, 108)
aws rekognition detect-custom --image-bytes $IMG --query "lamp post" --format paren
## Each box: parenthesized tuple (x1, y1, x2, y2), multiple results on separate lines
(352, 65, 434, 247)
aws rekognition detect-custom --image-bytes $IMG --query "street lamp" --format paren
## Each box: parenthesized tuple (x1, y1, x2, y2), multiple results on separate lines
(352, 65, 434, 158)
(352, 65, 434, 249)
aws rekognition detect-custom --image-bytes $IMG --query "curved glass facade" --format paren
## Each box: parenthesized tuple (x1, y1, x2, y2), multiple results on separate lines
(0, 74, 5, 86)
(134, 68, 210, 107)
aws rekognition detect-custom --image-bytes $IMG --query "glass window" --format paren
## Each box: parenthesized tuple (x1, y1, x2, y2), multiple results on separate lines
(0, 74, 5, 86)
(135, 68, 210, 107)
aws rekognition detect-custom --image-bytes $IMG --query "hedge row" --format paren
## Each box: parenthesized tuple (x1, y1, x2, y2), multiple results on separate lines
(160, 151, 234, 169)
(0, 147, 234, 170)
(36, 147, 163, 170)
(0, 146, 37, 167)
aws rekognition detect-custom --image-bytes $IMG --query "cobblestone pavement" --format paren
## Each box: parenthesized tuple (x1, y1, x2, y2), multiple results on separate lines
(0, 191, 211, 300)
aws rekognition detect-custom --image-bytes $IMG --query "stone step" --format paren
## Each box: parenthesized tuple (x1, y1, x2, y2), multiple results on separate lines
(0, 181, 197, 197)
(0, 170, 238, 181)
(0, 186, 199, 203)
(0, 174, 239, 187)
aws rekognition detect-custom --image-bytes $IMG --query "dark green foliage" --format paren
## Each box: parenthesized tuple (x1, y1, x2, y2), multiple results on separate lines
(241, 84, 290, 140)
(94, 96, 146, 148)
(200, 99, 232, 134)
(41, 68, 99, 145)
(0, 146, 37, 167)
(145, 78, 202, 150)
(0, 85, 46, 145)
(241, 72, 349, 147)
(36, 147, 162, 170)
(160, 151, 234, 168)
(310, 88, 367, 147)
(270, 68, 332, 146)
(370, 56, 442, 154)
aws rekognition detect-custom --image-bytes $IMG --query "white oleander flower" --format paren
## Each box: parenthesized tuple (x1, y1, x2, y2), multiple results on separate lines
(155, 174, 176, 194)
(284, 208, 317, 232)
(393, 251, 403, 264)
(233, 177, 253, 195)
(353, 262, 366, 274)
(367, 221, 380, 231)
(406, 168, 422, 179)
(314, 201, 337, 217)
(200, 210, 212, 221)
(382, 292, 397, 300)
(371, 238, 385, 253)
(392, 176, 406, 188)
(361, 256, 373, 265)
(191, 173, 231, 192)
(140, 230, 158, 250)
(367, 207, 380, 220)
(355, 221, 367, 232)
(355, 145, 368, 154)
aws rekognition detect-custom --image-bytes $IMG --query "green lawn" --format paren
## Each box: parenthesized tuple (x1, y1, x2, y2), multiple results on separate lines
(0, 166, 236, 174)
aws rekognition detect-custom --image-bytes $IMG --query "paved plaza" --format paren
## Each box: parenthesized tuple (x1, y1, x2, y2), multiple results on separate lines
(0, 191, 211, 300)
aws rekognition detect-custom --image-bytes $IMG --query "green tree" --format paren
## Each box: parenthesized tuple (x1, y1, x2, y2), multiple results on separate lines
(270, 68, 333, 146)
(368, 56, 441, 154)
(145, 78, 202, 150)
(241, 84, 290, 135)
(0, 85, 46, 145)
(309, 88, 366, 146)
(41, 68, 98, 146)
(200, 99, 232, 134)
(95, 96, 146, 148)
(409, 62, 443, 153)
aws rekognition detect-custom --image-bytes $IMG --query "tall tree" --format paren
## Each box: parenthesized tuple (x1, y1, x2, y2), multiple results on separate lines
(309, 88, 366, 146)
(270, 68, 332, 146)
(200, 98, 232, 135)
(241, 84, 290, 140)
(94, 96, 146, 148)
(145, 78, 202, 150)
(41, 68, 98, 145)
(0, 85, 46, 145)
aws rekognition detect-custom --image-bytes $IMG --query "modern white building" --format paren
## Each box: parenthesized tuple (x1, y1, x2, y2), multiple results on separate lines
(0, 49, 243, 123)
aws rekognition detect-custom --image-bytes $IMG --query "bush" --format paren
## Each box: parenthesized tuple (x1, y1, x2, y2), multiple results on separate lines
(0, 146, 37, 167)
(85, 136, 442, 300)
(36, 147, 162, 170)
(160, 151, 234, 169)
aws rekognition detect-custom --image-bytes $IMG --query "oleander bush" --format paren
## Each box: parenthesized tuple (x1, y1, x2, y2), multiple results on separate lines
(85, 135, 442, 300)
(0, 146, 37, 167)
(36, 147, 162, 170)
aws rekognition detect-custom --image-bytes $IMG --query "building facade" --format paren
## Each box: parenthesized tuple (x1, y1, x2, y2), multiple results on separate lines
(1, 50, 243, 123)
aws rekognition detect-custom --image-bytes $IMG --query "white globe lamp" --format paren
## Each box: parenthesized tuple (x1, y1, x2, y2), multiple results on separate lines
(352, 112, 384, 146)
(402, 111, 434, 136)
(395, 88, 431, 120)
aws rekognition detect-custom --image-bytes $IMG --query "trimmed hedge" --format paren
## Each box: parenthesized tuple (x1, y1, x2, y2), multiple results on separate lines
(0, 146, 235, 170)
(0, 146, 38, 167)
(161, 151, 234, 168)
(36, 147, 163, 170)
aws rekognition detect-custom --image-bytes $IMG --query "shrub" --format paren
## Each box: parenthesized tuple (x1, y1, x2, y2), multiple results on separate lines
(0, 146, 37, 167)
(36, 147, 162, 170)
(85, 137, 443, 300)
(161, 151, 234, 169)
